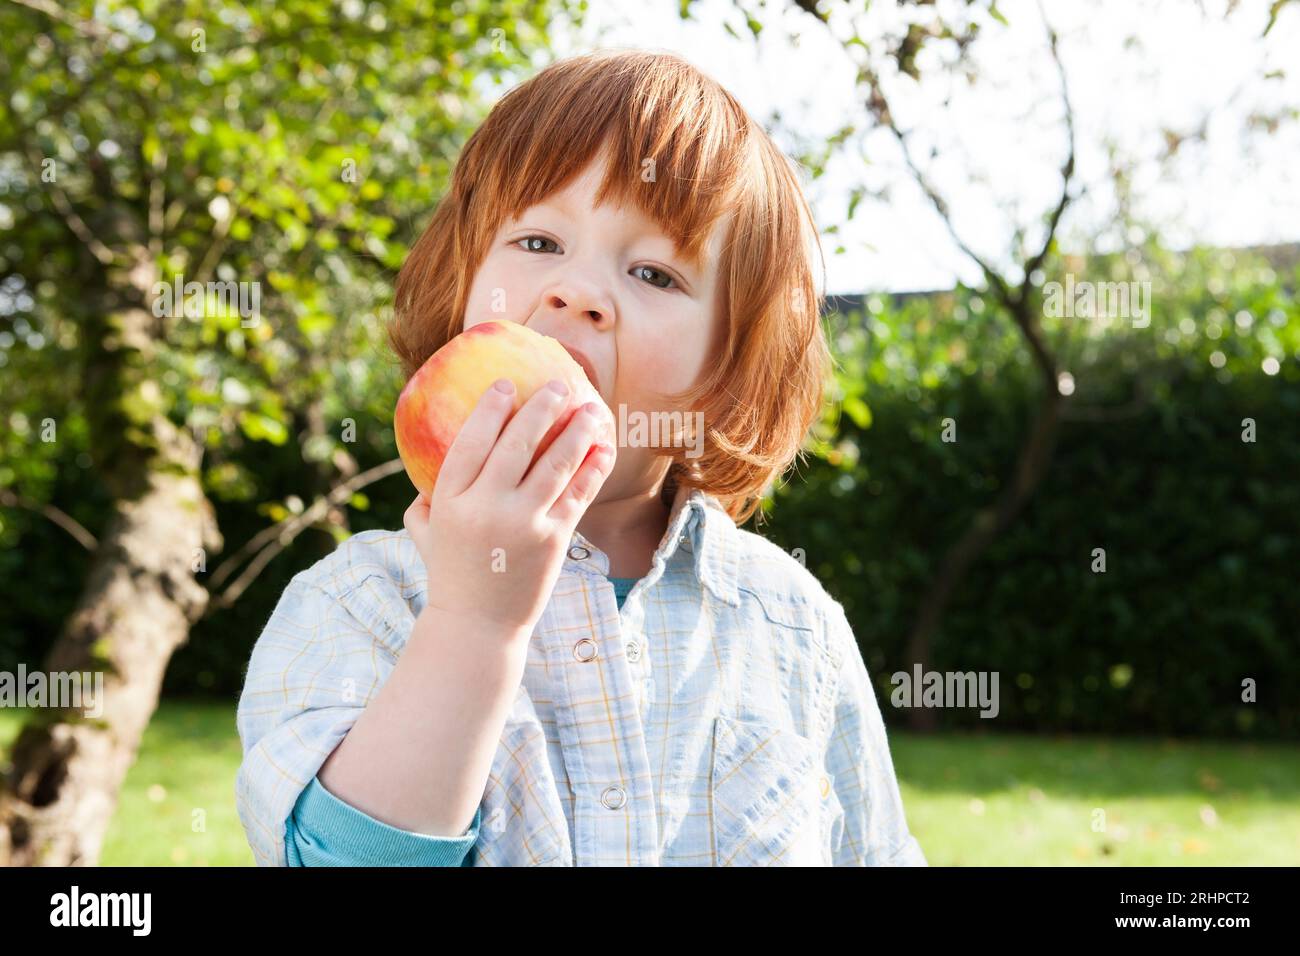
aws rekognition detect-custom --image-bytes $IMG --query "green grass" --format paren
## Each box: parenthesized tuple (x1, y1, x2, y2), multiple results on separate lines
(3, 701, 1298, 865)
(891, 730, 1300, 865)
(0, 699, 254, 866)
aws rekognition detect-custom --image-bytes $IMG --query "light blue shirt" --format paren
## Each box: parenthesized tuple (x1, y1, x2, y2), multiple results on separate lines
(237, 485, 926, 866)
(284, 576, 642, 866)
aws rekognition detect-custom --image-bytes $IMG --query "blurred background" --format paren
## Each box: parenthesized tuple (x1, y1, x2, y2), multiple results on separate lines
(0, 0, 1296, 866)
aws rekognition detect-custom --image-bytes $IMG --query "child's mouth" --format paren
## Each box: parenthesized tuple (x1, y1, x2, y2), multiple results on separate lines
(560, 343, 602, 395)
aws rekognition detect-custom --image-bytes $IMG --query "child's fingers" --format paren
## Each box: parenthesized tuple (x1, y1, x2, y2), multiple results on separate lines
(476, 379, 574, 491)
(402, 492, 430, 536)
(546, 439, 616, 527)
(436, 380, 517, 498)
(519, 400, 610, 509)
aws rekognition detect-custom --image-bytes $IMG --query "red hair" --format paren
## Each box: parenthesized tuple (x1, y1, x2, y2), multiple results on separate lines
(390, 49, 830, 525)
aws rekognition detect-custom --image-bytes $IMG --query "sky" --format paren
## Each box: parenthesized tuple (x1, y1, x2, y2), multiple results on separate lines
(533, 0, 1300, 296)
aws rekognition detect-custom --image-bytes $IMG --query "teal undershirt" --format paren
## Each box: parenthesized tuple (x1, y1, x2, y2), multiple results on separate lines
(608, 574, 639, 610)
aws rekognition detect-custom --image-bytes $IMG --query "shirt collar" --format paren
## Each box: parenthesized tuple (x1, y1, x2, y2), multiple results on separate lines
(567, 483, 741, 607)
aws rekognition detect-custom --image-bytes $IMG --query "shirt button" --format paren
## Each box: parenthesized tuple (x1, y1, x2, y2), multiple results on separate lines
(573, 638, 598, 662)
(600, 785, 627, 810)
(568, 545, 590, 561)
(625, 640, 641, 662)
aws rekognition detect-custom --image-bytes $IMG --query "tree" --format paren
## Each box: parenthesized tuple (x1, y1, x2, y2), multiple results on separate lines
(0, 0, 581, 865)
(712, 0, 1293, 729)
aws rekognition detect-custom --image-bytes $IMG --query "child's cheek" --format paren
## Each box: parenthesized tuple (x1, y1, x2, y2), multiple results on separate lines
(464, 265, 529, 330)
(633, 328, 709, 397)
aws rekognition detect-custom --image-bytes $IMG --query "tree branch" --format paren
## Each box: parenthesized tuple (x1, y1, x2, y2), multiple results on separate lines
(147, 143, 167, 259)
(192, 210, 234, 286)
(0, 489, 98, 550)
(5, 0, 112, 39)
(1022, 0, 1077, 290)
(860, 62, 1015, 309)
(201, 457, 406, 617)
(24, 146, 117, 267)
(789, 0, 1080, 731)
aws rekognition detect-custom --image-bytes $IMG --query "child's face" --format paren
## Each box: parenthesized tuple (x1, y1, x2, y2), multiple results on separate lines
(462, 150, 728, 495)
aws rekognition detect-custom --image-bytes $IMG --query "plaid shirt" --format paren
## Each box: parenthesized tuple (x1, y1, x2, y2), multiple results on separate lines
(235, 484, 926, 866)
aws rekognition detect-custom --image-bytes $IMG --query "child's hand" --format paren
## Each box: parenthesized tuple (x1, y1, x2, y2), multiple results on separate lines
(402, 377, 616, 637)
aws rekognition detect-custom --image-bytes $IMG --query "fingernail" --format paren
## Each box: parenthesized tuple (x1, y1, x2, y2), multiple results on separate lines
(582, 402, 601, 417)
(548, 379, 569, 396)
(494, 378, 514, 394)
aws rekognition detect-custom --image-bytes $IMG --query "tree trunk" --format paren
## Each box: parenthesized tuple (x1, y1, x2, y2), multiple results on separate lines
(0, 253, 221, 865)
(902, 385, 1062, 731)
(0, 447, 218, 865)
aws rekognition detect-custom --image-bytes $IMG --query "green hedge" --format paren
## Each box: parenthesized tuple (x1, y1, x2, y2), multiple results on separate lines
(764, 243, 1298, 739)
(765, 361, 1299, 739)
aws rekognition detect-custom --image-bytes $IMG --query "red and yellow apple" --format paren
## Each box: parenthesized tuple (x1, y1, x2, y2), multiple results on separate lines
(394, 320, 615, 495)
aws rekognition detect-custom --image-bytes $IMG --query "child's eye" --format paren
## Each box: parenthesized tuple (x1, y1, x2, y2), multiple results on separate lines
(515, 235, 559, 254)
(514, 235, 678, 291)
(631, 265, 676, 290)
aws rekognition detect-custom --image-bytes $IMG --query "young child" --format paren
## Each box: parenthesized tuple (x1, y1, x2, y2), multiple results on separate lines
(236, 48, 925, 867)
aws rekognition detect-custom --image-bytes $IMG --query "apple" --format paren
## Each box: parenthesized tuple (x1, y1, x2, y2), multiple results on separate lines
(394, 320, 615, 495)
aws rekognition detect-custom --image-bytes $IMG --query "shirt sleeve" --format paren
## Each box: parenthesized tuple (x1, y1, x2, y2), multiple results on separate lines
(286, 774, 481, 867)
(235, 572, 420, 867)
(823, 600, 928, 866)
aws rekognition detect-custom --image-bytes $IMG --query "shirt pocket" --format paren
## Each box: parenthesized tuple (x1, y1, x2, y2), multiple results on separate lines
(709, 713, 831, 866)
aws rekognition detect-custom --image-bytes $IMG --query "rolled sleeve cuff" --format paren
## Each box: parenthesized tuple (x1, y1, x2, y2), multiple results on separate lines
(287, 774, 481, 867)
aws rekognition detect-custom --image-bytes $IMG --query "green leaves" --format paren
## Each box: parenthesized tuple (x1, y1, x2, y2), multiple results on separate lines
(2, 0, 581, 521)
(842, 394, 873, 429)
(237, 410, 288, 446)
